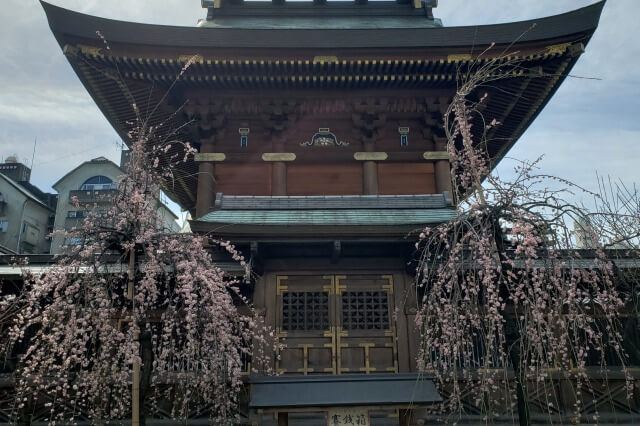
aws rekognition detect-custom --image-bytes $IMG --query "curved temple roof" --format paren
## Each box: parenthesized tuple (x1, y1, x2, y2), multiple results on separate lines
(41, 1, 604, 49)
(40, 1, 605, 213)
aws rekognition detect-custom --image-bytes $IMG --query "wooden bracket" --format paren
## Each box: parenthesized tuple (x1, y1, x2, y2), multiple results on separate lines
(422, 151, 449, 161)
(194, 153, 226, 162)
(354, 152, 388, 161)
(262, 153, 296, 162)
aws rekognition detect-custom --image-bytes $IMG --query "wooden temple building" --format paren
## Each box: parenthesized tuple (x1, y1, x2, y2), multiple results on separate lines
(33, 0, 640, 424)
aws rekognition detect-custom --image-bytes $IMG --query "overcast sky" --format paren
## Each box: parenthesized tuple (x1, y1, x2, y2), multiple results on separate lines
(0, 0, 638, 213)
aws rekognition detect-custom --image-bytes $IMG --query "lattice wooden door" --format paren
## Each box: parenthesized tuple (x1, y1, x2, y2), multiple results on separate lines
(276, 275, 397, 375)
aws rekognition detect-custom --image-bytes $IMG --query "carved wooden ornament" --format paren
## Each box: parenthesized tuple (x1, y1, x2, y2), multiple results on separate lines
(301, 128, 350, 147)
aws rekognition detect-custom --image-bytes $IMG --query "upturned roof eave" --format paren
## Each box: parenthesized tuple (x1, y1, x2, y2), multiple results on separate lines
(41, 1, 605, 50)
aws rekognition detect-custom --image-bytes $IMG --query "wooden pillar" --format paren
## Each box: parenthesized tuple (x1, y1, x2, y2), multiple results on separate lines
(399, 409, 414, 426)
(272, 162, 287, 196)
(195, 138, 216, 219)
(277, 412, 288, 426)
(558, 378, 577, 414)
(434, 137, 453, 197)
(362, 141, 379, 195)
(363, 161, 378, 195)
(272, 137, 287, 196)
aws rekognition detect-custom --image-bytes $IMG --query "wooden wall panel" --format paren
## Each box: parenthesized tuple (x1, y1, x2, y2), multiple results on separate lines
(378, 162, 436, 195)
(287, 164, 363, 196)
(215, 163, 271, 195)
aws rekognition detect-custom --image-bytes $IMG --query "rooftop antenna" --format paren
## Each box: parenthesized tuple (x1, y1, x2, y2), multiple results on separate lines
(30, 136, 37, 170)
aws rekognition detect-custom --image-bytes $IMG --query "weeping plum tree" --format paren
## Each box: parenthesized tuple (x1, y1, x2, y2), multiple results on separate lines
(0, 275, 27, 367)
(583, 177, 640, 365)
(8, 106, 271, 424)
(414, 52, 636, 424)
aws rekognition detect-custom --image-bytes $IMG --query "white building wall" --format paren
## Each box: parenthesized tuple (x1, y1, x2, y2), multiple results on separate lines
(0, 177, 51, 254)
(51, 158, 180, 252)
(51, 160, 123, 253)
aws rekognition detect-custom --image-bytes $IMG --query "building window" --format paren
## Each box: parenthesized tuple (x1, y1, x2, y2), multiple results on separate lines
(0, 219, 7, 232)
(67, 210, 87, 218)
(80, 175, 116, 191)
(63, 237, 83, 246)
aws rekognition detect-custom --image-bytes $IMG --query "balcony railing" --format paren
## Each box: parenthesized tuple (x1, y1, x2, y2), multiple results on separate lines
(69, 189, 118, 205)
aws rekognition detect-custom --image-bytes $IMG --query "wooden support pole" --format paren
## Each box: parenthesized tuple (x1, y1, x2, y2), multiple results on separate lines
(435, 160, 452, 195)
(271, 136, 287, 196)
(362, 141, 379, 195)
(277, 412, 288, 426)
(363, 161, 378, 195)
(132, 361, 140, 426)
(434, 137, 453, 198)
(272, 162, 287, 196)
(399, 409, 414, 426)
(558, 378, 577, 414)
(195, 139, 216, 219)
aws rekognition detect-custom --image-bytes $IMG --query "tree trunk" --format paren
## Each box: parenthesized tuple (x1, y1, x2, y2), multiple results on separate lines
(506, 317, 530, 426)
(139, 330, 154, 426)
(493, 216, 530, 426)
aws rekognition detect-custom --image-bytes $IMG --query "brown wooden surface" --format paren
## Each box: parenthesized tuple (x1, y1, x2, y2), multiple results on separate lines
(362, 161, 379, 195)
(195, 150, 433, 164)
(287, 164, 363, 196)
(435, 159, 453, 195)
(215, 163, 272, 195)
(195, 140, 217, 218)
(378, 162, 436, 195)
(272, 162, 287, 196)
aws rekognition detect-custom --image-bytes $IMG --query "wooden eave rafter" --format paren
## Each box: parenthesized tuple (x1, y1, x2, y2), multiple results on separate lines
(69, 46, 575, 91)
